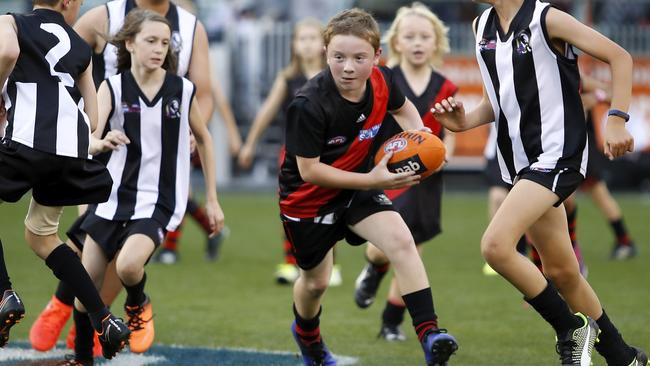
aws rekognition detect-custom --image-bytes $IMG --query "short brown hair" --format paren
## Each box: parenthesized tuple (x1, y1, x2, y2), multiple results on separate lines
(112, 9, 177, 73)
(33, 0, 60, 6)
(323, 8, 380, 51)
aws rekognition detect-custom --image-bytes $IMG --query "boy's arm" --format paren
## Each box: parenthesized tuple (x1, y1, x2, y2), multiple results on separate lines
(0, 15, 18, 92)
(238, 73, 288, 168)
(73, 6, 106, 52)
(390, 99, 425, 131)
(78, 61, 98, 132)
(546, 7, 633, 158)
(188, 22, 214, 121)
(188, 95, 224, 236)
(296, 153, 419, 191)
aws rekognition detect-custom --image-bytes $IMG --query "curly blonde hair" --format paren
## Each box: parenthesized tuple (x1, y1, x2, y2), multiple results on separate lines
(383, 2, 450, 68)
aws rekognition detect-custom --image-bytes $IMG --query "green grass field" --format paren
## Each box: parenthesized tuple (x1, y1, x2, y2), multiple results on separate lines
(1, 191, 648, 365)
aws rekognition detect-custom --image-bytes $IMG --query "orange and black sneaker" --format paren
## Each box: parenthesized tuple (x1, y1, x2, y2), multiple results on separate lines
(0, 289, 25, 348)
(66, 324, 103, 357)
(58, 354, 93, 366)
(125, 296, 155, 353)
(96, 314, 130, 359)
(30, 295, 73, 351)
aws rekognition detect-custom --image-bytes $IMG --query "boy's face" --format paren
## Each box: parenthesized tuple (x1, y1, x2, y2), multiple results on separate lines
(61, 0, 83, 26)
(326, 34, 379, 96)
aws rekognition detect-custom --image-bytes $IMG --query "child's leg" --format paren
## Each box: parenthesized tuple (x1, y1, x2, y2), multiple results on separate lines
(116, 233, 157, 354)
(526, 203, 602, 317)
(293, 249, 333, 320)
(72, 237, 109, 363)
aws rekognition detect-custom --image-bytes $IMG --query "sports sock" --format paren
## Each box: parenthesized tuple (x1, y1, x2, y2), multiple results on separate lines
(366, 255, 390, 274)
(594, 310, 637, 366)
(45, 244, 104, 314)
(162, 221, 183, 251)
(610, 219, 631, 245)
(530, 246, 543, 272)
(0, 239, 12, 293)
(187, 198, 212, 234)
(283, 237, 297, 265)
(525, 282, 581, 336)
(123, 272, 147, 307)
(382, 298, 406, 326)
(293, 304, 322, 346)
(73, 308, 95, 363)
(55, 280, 76, 306)
(402, 288, 438, 342)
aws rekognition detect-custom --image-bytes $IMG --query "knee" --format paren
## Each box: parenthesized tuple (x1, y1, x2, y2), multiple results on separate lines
(115, 260, 142, 284)
(544, 264, 581, 290)
(301, 277, 329, 299)
(481, 233, 510, 265)
(385, 232, 417, 261)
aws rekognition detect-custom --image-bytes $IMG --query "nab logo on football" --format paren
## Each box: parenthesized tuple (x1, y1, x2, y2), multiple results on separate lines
(387, 156, 427, 175)
(383, 138, 407, 154)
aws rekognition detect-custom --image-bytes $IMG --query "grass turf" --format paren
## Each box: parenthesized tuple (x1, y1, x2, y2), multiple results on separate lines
(1, 192, 648, 365)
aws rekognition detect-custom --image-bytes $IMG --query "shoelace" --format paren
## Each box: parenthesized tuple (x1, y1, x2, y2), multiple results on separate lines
(125, 306, 150, 331)
(556, 339, 579, 364)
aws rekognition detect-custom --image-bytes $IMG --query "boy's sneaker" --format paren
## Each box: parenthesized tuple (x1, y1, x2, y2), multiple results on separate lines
(354, 264, 386, 309)
(624, 347, 649, 366)
(275, 263, 299, 284)
(0, 290, 25, 348)
(555, 313, 599, 366)
(58, 354, 93, 366)
(329, 265, 342, 287)
(206, 226, 230, 261)
(378, 324, 406, 342)
(291, 321, 336, 366)
(97, 314, 130, 359)
(422, 329, 458, 366)
(610, 242, 638, 260)
(30, 295, 73, 351)
(125, 296, 155, 353)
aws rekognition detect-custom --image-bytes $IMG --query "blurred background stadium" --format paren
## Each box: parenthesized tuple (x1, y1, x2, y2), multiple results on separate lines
(1, 1, 649, 365)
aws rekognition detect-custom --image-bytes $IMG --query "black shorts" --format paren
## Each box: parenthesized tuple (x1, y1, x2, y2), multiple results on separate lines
(584, 140, 607, 185)
(80, 212, 166, 262)
(0, 140, 112, 206)
(484, 157, 511, 189)
(281, 190, 394, 270)
(388, 172, 443, 244)
(66, 210, 91, 251)
(517, 167, 584, 207)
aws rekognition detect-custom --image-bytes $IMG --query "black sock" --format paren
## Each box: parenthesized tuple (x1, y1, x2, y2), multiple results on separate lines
(594, 310, 636, 366)
(515, 236, 528, 256)
(0, 239, 12, 293)
(293, 304, 321, 345)
(123, 272, 147, 307)
(73, 309, 95, 363)
(610, 219, 631, 245)
(402, 288, 438, 342)
(525, 283, 581, 336)
(45, 244, 109, 330)
(55, 281, 76, 306)
(382, 300, 406, 326)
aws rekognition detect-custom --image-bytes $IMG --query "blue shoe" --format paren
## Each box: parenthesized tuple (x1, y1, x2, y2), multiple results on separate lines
(291, 321, 336, 366)
(422, 329, 458, 366)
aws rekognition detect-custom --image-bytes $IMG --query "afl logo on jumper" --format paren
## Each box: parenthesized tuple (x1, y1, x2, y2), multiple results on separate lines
(479, 38, 497, 51)
(327, 136, 347, 145)
(165, 98, 181, 119)
(383, 138, 407, 154)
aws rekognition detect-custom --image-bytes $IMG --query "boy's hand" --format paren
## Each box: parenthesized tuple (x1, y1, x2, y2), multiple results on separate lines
(604, 119, 634, 159)
(369, 151, 420, 189)
(205, 198, 225, 238)
(237, 142, 255, 169)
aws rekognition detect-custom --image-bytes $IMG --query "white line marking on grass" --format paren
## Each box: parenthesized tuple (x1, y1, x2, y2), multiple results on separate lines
(0, 348, 67, 361)
(100, 354, 167, 365)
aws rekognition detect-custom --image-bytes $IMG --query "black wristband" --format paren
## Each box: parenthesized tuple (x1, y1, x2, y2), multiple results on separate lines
(607, 109, 630, 122)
